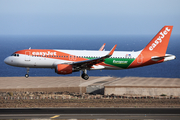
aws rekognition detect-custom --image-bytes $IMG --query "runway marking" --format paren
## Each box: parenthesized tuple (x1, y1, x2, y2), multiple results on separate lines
(50, 115, 60, 119)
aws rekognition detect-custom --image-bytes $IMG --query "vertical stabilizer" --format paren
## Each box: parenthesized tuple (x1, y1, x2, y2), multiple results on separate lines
(128, 26, 173, 68)
(143, 26, 173, 55)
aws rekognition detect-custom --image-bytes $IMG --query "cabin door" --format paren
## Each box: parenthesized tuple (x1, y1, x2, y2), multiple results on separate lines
(25, 51, 31, 61)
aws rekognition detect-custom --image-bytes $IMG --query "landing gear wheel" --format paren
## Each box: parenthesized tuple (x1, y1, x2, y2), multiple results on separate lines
(81, 73, 89, 80)
(25, 67, 30, 78)
(25, 74, 29, 78)
(83, 74, 89, 80)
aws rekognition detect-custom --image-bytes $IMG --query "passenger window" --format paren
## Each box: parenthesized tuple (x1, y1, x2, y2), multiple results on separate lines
(17, 54, 19, 57)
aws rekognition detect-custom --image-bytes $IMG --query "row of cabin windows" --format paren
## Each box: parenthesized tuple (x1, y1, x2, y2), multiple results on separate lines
(31, 55, 134, 59)
(11, 54, 134, 59)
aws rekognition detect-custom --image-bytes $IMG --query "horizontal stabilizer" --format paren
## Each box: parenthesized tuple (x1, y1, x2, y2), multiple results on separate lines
(151, 54, 176, 62)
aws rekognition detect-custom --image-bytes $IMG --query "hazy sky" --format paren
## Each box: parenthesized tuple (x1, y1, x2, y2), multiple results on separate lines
(0, 0, 180, 35)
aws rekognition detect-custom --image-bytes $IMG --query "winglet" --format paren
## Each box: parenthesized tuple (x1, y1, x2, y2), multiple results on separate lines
(108, 44, 117, 56)
(99, 43, 106, 51)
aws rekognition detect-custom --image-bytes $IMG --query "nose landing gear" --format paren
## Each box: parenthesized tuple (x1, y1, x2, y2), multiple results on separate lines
(81, 69, 89, 80)
(25, 67, 29, 78)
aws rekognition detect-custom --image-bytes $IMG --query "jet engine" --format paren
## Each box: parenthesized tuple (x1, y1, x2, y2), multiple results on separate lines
(55, 64, 73, 74)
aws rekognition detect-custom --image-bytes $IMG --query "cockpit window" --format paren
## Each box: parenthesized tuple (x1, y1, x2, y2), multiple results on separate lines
(11, 54, 19, 57)
(11, 54, 16, 56)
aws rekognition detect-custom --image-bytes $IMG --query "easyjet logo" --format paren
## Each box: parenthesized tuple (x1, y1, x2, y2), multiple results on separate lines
(149, 27, 170, 51)
(32, 51, 57, 56)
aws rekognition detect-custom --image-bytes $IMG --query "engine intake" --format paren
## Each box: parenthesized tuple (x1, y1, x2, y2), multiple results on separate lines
(55, 64, 73, 74)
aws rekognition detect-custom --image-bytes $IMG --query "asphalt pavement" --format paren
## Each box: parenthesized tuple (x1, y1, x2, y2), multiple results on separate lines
(0, 108, 180, 119)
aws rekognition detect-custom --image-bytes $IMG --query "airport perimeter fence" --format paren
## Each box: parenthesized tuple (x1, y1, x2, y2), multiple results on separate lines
(1, 95, 180, 100)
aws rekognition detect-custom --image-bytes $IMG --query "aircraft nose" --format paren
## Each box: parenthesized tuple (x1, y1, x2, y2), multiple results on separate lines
(4, 57, 10, 65)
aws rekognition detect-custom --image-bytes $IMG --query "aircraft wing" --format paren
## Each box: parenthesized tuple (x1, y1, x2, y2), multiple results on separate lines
(72, 45, 117, 70)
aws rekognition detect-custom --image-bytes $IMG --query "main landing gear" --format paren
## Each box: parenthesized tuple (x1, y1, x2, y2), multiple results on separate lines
(81, 69, 89, 80)
(25, 67, 29, 78)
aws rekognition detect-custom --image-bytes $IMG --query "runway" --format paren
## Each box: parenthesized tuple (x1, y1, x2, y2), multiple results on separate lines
(0, 108, 180, 119)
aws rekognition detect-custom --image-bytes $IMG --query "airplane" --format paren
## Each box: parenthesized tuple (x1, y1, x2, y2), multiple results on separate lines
(4, 26, 176, 80)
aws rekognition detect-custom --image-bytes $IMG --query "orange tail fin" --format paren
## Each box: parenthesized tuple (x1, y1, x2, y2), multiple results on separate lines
(143, 26, 173, 55)
(128, 26, 173, 68)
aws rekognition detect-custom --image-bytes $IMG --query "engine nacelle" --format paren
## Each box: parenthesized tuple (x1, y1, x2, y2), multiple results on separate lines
(55, 64, 73, 74)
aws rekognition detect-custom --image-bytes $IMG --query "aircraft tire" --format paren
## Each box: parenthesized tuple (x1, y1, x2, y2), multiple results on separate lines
(81, 73, 84, 78)
(25, 74, 29, 78)
(82, 73, 89, 80)
(84, 74, 89, 80)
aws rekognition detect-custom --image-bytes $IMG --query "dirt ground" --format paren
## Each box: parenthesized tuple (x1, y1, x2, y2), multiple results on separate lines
(1, 99, 180, 108)
(1, 90, 180, 108)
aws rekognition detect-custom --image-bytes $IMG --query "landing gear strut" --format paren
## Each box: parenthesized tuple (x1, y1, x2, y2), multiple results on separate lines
(25, 67, 29, 78)
(81, 69, 89, 80)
